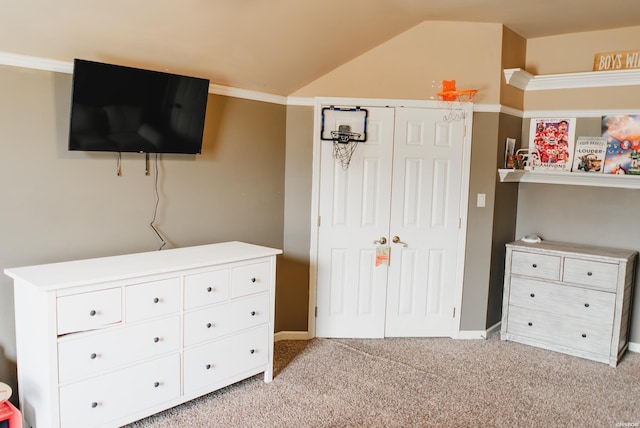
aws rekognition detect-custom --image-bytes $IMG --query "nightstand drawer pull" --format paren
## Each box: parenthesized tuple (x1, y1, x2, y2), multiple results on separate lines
(91, 402, 98, 408)
(153, 337, 160, 343)
(530, 293, 535, 298)
(153, 382, 160, 388)
(584, 303, 590, 308)
(532, 264, 537, 268)
(153, 297, 160, 303)
(89, 310, 97, 316)
(587, 271, 593, 276)
(251, 277, 257, 283)
(582, 333, 587, 338)
(90, 353, 97, 360)
(206, 323, 213, 329)
(528, 322, 533, 326)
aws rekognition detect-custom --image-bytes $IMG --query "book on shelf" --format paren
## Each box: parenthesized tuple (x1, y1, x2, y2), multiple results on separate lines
(602, 115, 640, 175)
(528, 118, 576, 172)
(571, 136, 607, 173)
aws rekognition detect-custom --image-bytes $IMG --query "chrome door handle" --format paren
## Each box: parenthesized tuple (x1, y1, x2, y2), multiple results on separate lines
(392, 236, 408, 247)
(373, 237, 387, 245)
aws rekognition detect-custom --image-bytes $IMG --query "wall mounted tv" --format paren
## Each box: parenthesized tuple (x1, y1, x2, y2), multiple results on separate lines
(69, 59, 209, 154)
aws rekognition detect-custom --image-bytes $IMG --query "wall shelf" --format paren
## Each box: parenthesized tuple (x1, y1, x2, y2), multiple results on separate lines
(498, 169, 640, 189)
(504, 68, 640, 91)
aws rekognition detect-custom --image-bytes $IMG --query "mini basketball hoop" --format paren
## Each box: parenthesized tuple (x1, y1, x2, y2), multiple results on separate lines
(331, 125, 361, 170)
(320, 106, 368, 170)
(437, 80, 477, 122)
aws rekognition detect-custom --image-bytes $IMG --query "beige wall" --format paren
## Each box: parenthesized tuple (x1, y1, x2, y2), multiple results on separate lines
(0, 66, 286, 384)
(292, 21, 504, 105)
(280, 105, 314, 331)
(523, 26, 640, 110)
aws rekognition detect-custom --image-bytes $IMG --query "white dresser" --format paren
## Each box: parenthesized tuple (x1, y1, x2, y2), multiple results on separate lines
(501, 240, 637, 367)
(4, 241, 281, 428)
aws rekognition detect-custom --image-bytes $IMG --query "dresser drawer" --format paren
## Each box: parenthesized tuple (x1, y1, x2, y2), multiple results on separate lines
(126, 278, 181, 323)
(509, 277, 616, 322)
(562, 258, 619, 291)
(59, 353, 180, 428)
(507, 306, 612, 356)
(184, 268, 230, 309)
(511, 251, 561, 281)
(58, 315, 180, 384)
(184, 325, 268, 395)
(232, 261, 271, 298)
(184, 293, 269, 346)
(57, 288, 122, 335)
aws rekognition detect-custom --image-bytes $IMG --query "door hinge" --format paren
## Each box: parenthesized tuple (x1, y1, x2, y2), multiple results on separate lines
(315, 306, 318, 317)
(318, 216, 321, 227)
(458, 218, 462, 229)
(453, 307, 456, 318)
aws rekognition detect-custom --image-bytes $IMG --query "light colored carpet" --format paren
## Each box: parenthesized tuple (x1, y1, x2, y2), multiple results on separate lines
(127, 334, 640, 427)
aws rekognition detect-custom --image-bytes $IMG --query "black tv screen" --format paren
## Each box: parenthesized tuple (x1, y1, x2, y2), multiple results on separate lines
(69, 59, 209, 154)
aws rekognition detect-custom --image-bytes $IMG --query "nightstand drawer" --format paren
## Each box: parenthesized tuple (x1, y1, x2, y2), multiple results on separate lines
(57, 288, 122, 335)
(511, 251, 561, 280)
(126, 278, 181, 323)
(563, 258, 619, 291)
(507, 306, 612, 356)
(509, 277, 616, 322)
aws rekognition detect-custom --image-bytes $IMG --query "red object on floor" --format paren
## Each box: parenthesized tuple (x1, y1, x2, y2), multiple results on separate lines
(0, 401, 22, 428)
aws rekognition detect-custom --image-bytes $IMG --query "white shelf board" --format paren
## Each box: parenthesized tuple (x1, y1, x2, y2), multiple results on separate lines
(503, 68, 640, 91)
(498, 169, 640, 189)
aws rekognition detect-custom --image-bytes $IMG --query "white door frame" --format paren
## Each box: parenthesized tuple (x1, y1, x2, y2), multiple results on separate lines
(308, 97, 474, 339)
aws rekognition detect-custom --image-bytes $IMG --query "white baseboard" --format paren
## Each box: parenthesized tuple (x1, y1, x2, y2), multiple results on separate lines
(457, 321, 501, 340)
(628, 341, 640, 353)
(274, 331, 312, 342)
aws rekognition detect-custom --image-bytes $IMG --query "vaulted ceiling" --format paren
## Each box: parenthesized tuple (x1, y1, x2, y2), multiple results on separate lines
(2, 0, 640, 95)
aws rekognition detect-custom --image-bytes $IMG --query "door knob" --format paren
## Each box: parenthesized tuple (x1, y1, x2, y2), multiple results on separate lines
(373, 237, 387, 245)
(392, 236, 408, 247)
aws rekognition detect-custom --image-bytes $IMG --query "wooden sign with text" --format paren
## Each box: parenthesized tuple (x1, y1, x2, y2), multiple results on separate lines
(593, 50, 640, 71)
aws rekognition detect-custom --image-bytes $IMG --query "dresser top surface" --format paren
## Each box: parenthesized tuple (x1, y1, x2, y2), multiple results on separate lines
(4, 241, 282, 291)
(507, 240, 638, 261)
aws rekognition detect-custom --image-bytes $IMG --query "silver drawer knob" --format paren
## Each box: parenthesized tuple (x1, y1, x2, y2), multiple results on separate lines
(91, 402, 98, 408)
(89, 309, 97, 316)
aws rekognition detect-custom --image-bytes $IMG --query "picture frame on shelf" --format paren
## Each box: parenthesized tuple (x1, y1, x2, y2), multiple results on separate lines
(602, 115, 640, 175)
(571, 136, 607, 173)
(527, 117, 576, 172)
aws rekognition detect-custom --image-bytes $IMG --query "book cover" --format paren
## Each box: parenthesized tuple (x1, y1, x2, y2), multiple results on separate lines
(571, 136, 607, 173)
(528, 118, 576, 171)
(602, 115, 640, 175)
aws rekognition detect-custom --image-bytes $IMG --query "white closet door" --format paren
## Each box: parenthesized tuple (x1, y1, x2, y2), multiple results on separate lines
(315, 107, 395, 338)
(384, 107, 465, 337)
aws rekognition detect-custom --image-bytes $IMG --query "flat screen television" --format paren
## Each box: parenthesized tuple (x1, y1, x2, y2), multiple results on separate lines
(69, 59, 209, 154)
